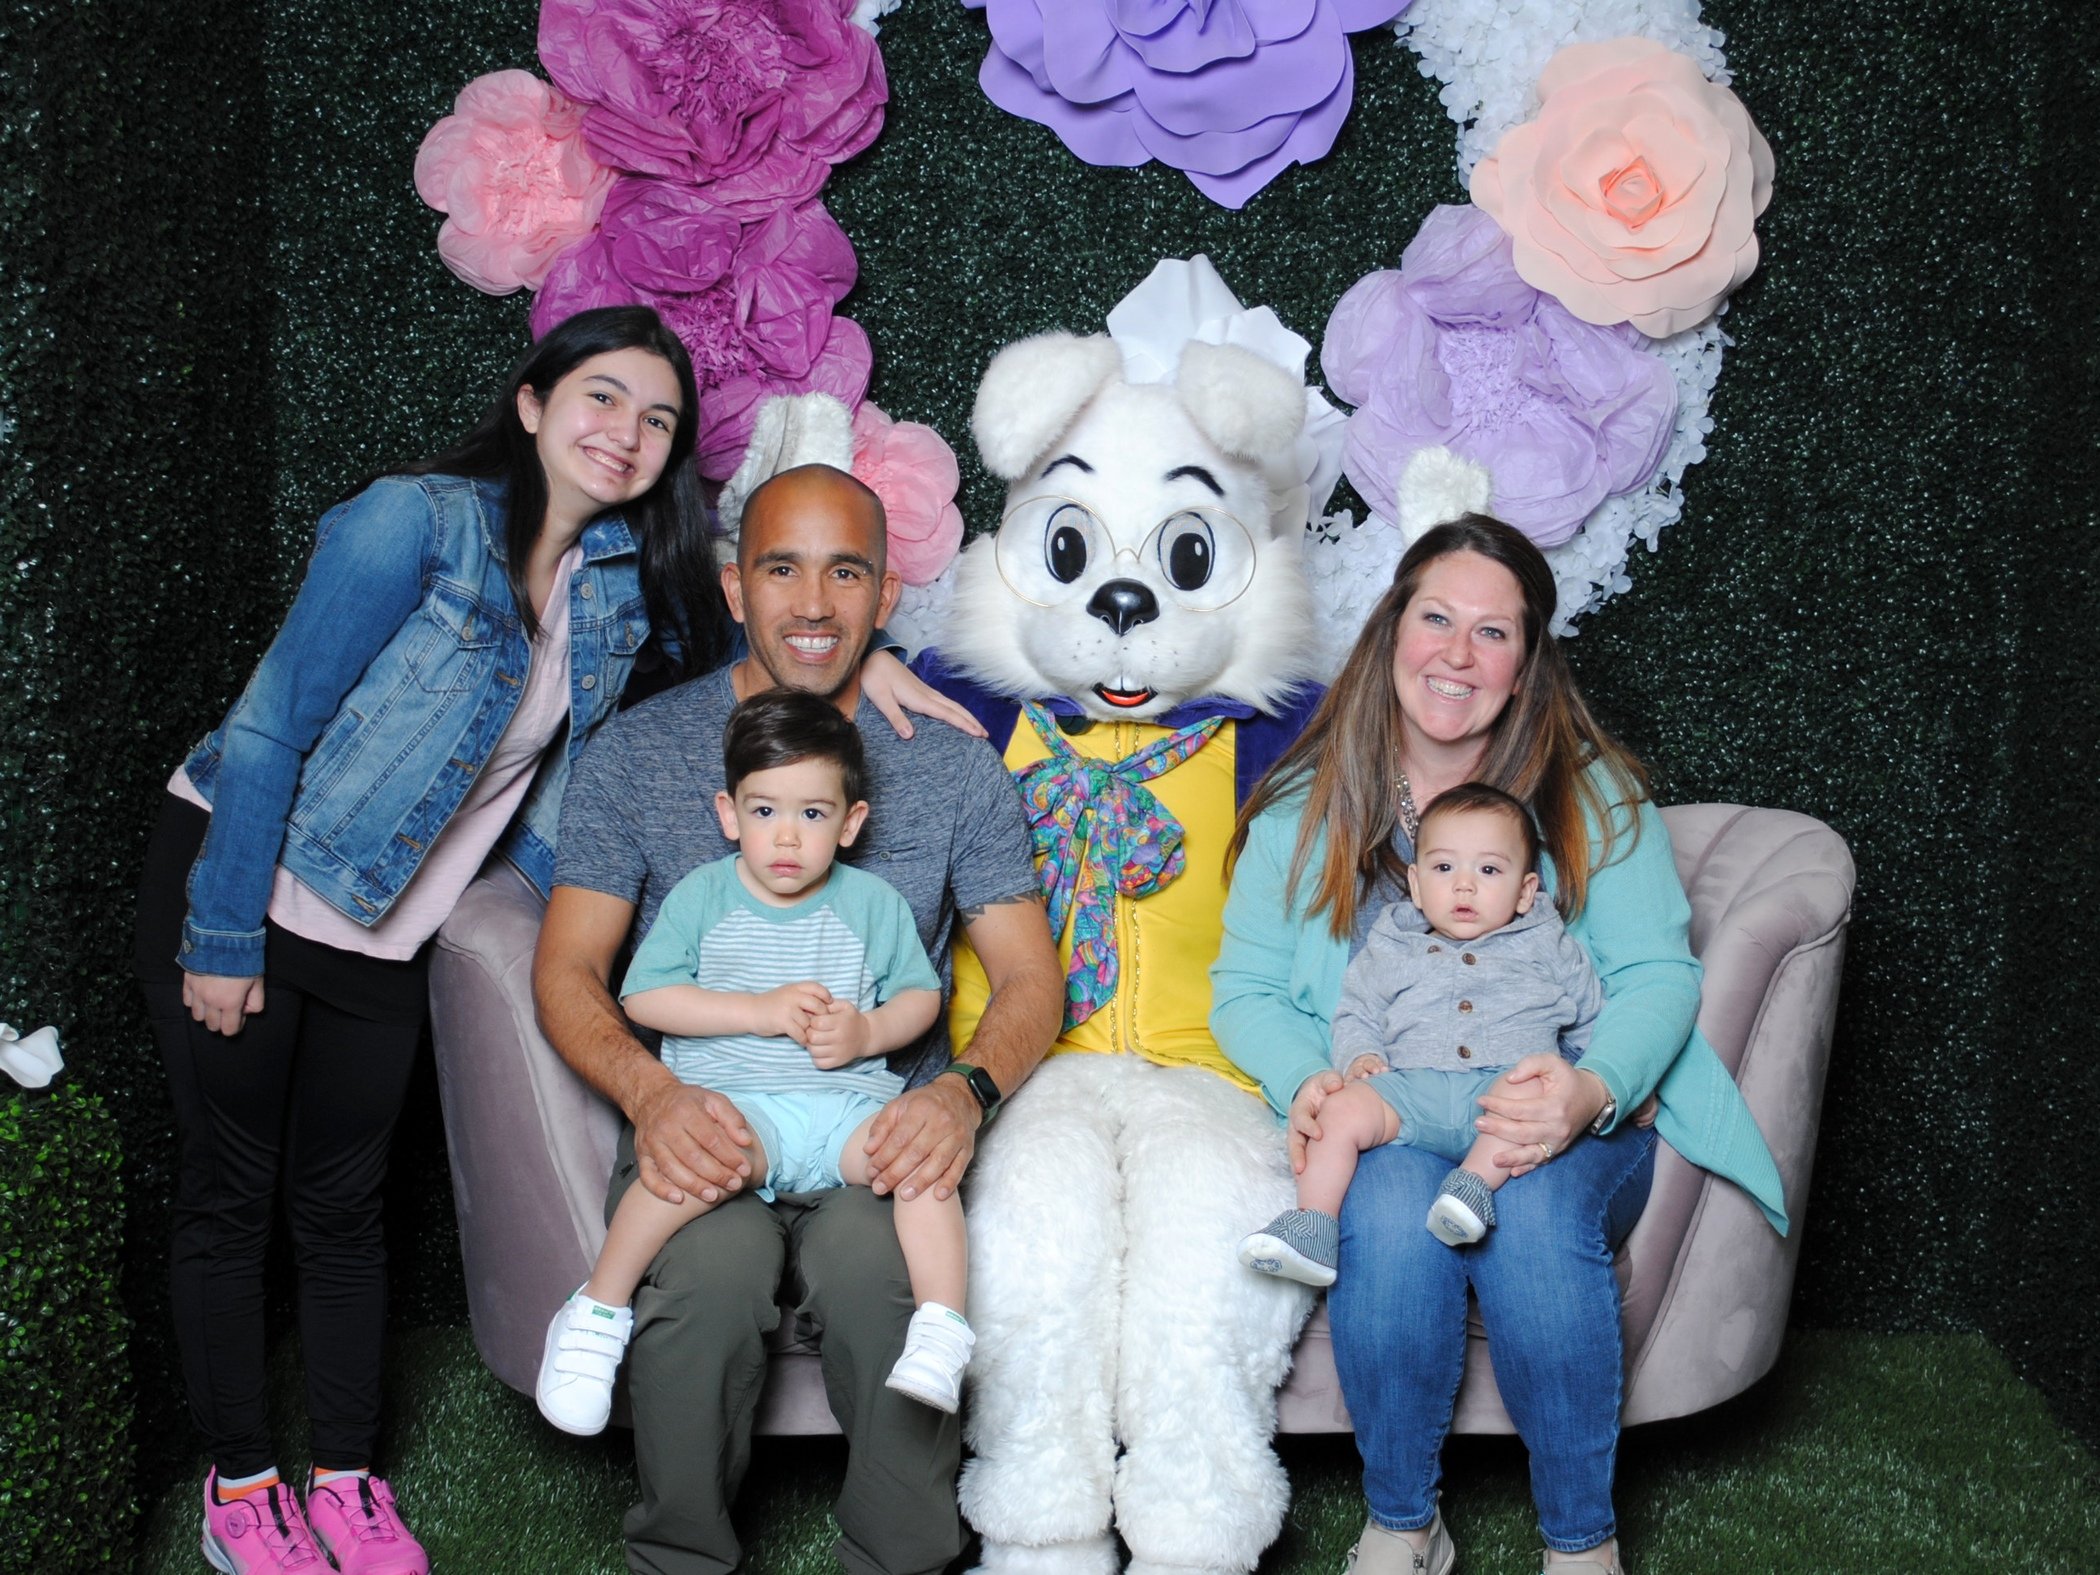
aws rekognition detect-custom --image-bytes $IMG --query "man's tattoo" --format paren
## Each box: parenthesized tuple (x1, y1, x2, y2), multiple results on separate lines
(957, 890, 1045, 925)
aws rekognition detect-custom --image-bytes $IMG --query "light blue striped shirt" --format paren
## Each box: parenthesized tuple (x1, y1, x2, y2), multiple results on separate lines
(622, 855, 941, 1101)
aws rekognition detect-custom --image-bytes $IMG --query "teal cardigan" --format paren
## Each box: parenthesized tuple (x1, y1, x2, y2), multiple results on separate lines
(1210, 776, 1789, 1234)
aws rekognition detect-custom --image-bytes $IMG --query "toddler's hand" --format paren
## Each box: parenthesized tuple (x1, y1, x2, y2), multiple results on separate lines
(805, 1000, 873, 1069)
(1344, 1054, 1386, 1082)
(755, 982, 831, 1045)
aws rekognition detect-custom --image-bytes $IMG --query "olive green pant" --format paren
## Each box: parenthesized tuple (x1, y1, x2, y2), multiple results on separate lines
(608, 1127, 964, 1575)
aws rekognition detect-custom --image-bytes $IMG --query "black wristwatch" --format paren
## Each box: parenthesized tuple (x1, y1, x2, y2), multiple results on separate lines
(941, 1062, 1003, 1123)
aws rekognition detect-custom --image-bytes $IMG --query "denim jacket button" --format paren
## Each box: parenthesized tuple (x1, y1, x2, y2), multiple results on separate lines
(181, 939, 193, 954)
(580, 674, 597, 691)
(580, 582, 595, 600)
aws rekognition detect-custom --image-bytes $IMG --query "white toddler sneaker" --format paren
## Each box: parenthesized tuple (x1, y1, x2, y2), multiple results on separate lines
(884, 1302, 975, 1414)
(536, 1286, 634, 1435)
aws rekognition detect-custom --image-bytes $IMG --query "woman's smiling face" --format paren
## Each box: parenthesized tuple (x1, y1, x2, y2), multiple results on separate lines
(1390, 549, 1529, 763)
(518, 346, 683, 533)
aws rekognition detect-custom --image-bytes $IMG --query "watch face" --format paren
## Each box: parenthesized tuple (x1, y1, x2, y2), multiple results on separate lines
(956, 1065, 999, 1110)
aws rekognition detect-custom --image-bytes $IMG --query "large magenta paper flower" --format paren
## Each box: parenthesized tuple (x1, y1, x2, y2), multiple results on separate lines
(1471, 37, 1775, 338)
(851, 403, 964, 585)
(531, 178, 872, 479)
(414, 70, 613, 295)
(539, 0, 886, 208)
(1322, 204, 1677, 546)
(961, 0, 1411, 210)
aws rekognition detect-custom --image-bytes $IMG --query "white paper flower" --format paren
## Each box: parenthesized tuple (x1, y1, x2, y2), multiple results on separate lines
(0, 1023, 63, 1090)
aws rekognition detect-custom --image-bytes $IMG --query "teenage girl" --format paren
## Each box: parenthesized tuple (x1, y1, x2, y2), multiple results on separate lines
(133, 305, 963, 1575)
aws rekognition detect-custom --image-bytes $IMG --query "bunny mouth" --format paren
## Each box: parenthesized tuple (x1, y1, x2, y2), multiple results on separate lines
(1092, 684, 1158, 709)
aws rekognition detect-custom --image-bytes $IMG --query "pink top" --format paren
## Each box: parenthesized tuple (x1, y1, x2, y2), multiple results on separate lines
(171, 545, 583, 962)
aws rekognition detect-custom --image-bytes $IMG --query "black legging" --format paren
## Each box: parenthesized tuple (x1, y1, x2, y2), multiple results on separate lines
(133, 794, 430, 1475)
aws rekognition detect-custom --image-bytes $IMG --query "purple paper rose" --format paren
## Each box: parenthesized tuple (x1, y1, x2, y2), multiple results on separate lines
(531, 178, 872, 479)
(961, 0, 1410, 210)
(1321, 204, 1678, 545)
(539, 0, 886, 207)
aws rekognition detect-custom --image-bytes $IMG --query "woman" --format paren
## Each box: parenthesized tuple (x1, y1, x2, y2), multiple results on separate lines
(133, 305, 966, 1575)
(1212, 516, 1785, 1575)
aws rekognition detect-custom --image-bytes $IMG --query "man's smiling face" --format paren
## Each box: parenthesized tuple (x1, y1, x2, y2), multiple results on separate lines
(723, 465, 900, 711)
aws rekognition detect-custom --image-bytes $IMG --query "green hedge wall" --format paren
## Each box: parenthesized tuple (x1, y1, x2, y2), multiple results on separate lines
(0, 1085, 131, 1572)
(2, 0, 2093, 1543)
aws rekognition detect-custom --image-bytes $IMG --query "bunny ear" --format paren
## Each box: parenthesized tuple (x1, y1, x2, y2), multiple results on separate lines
(1395, 446, 1495, 545)
(717, 393, 858, 541)
(970, 332, 1124, 480)
(1173, 340, 1306, 461)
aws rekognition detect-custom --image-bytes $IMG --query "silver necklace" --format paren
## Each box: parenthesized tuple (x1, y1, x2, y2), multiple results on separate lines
(1395, 769, 1421, 845)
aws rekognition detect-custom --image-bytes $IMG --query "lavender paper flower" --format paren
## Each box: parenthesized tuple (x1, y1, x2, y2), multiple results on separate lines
(962, 0, 1411, 210)
(1322, 204, 1677, 546)
(540, 0, 886, 209)
(531, 178, 872, 480)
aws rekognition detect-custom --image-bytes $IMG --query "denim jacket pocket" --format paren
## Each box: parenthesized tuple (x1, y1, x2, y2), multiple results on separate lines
(409, 579, 505, 694)
(583, 597, 649, 725)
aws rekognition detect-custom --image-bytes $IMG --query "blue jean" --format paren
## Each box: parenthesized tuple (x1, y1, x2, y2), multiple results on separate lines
(1330, 1126, 1657, 1553)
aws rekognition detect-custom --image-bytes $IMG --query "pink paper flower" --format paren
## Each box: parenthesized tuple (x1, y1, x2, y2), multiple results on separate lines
(1470, 38, 1775, 338)
(539, 0, 886, 205)
(531, 178, 871, 479)
(851, 404, 963, 585)
(414, 70, 613, 295)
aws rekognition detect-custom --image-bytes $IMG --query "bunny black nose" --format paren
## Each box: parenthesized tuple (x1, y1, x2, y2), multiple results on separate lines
(1086, 579, 1160, 636)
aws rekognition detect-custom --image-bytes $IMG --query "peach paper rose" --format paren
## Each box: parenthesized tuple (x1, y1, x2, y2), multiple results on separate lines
(851, 403, 963, 585)
(415, 70, 613, 295)
(1470, 38, 1774, 339)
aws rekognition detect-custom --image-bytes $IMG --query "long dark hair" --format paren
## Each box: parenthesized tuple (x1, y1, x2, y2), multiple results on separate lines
(389, 306, 727, 678)
(1228, 514, 1651, 934)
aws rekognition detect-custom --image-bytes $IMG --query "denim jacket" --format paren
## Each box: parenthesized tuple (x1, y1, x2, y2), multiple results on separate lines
(178, 474, 647, 976)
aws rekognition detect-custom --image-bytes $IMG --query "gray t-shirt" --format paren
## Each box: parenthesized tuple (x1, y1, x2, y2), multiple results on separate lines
(555, 665, 1038, 1085)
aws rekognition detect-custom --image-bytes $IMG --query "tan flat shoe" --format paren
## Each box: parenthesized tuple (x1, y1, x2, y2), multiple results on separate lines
(1344, 1512, 1454, 1575)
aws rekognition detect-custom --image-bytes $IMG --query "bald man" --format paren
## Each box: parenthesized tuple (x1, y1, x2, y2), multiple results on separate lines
(535, 464, 1061, 1575)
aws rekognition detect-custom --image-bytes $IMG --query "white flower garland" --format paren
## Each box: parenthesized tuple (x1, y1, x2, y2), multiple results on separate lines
(1296, 0, 1743, 657)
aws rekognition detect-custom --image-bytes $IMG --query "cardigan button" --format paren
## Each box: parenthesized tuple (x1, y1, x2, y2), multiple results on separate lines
(1457, 1045, 1472, 1059)
(1426, 944, 1442, 954)
(1458, 1000, 1473, 1013)
(1461, 952, 1477, 965)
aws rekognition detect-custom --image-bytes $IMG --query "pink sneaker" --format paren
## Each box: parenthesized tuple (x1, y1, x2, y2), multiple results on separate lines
(305, 1475, 429, 1575)
(200, 1471, 332, 1573)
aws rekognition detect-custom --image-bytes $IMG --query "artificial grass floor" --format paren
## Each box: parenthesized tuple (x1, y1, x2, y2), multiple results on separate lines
(138, 1328, 2099, 1573)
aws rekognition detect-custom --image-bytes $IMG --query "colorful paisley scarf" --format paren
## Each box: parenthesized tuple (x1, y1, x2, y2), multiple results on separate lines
(1013, 701, 1223, 1028)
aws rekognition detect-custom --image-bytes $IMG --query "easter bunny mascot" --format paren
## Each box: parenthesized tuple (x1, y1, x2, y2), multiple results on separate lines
(921, 260, 1347, 1575)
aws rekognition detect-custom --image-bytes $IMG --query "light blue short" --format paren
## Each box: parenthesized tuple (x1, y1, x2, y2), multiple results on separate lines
(735, 1087, 888, 1202)
(1364, 1066, 1509, 1164)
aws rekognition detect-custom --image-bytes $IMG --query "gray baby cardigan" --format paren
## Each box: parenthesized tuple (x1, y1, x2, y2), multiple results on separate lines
(1329, 897, 1606, 1075)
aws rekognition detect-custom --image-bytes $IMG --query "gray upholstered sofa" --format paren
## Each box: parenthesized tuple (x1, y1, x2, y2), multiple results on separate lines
(429, 803, 1852, 1435)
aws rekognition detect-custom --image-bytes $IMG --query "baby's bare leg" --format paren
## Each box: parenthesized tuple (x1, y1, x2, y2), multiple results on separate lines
(585, 1131, 768, 1306)
(1459, 1070, 1525, 1193)
(1298, 1082, 1402, 1218)
(839, 1116, 965, 1310)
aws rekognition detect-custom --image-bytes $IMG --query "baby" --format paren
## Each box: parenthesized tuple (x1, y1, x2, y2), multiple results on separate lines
(537, 690, 974, 1433)
(1240, 782, 1604, 1285)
